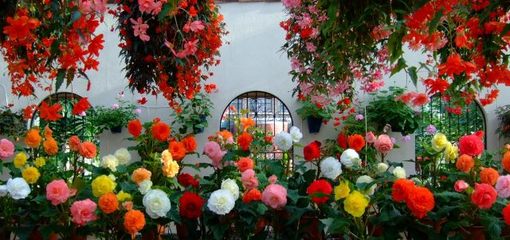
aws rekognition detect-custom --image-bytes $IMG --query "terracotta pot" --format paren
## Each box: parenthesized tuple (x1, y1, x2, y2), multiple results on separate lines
(461, 226, 485, 240)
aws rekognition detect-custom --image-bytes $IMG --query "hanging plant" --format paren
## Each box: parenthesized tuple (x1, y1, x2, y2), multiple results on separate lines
(0, 0, 17, 43)
(114, 0, 226, 108)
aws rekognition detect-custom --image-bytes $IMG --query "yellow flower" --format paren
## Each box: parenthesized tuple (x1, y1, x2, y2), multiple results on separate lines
(162, 159, 179, 178)
(91, 175, 117, 197)
(431, 133, 448, 151)
(444, 142, 458, 162)
(22, 166, 40, 184)
(343, 191, 369, 218)
(34, 157, 46, 168)
(161, 149, 173, 162)
(14, 152, 28, 168)
(334, 181, 350, 200)
(117, 191, 132, 202)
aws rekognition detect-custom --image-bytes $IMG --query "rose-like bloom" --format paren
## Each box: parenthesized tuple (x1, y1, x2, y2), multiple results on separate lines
(392, 166, 406, 179)
(43, 137, 58, 156)
(456, 154, 474, 173)
(132, 168, 152, 184)
(425, 124, 437, 135)
(504, 204, 510, 225)
(377, 163, 389, 174)
(340, 149, 360, 169)
(179, 192, 205, 219)
(178, 173, 199, 188)
(161, 149, 173, 162)
(13, 152, 28, 168)
(454, 180, 469, 192)
(356, 175, 376, 196)
(334, 181, 350, 200)
(480, 168, 499, 186)
(237, 132, 253, 151)
(124, 210, 145, 235)
(319, 157, 342, 180)
(79, 141, 97, 158)
(392, 179, 415, 202)
(98, 192, 119, 214)
(72, 97, 91, 115)
(46, 179, 72, 205)
(68, 136, 81, 152)
(243, 188, 262, 203)
(496, 175, 510, 198)
(343, 191, 369, 217)
(307, 179, 333, 204)
(143, 189, 171, 219)
(114, 148, 132, 165)
(237, 157, 254, 172)
(151, 121, 171, 142)
(34, 157, 46, 168)
(459, 134, 484, 156)
(162, 159, 179, 178)
(471, 183, 497, 209)
(444, 142, 459, 162)
(431, 133, 448, 151)
(101, 155, 119, 172)
(207, 189, 236, 215)
(240, 117, 255, 131)
(289, 126, 303, 143)
(273, 132, 293, 151)
(91, 175, 117, 197)
(117, 191, 132, 202)
(241, 169, 259, 190)
(365, 132, 376, 144)
(169, 141, 186, 161)
(0, 139, 15, 159)
(406, 186, 435, 219)
(374, 134, 394, 155)
(503, 151, 510, 173)
(6, 178, 31, 200)
(22, 166, 40, 184)
(181, 136, 197, 153)
(203, 141, 226, 168)
(262, 183, 287, 209)
(337, 132, 348, 149)
(217, 130, 234, 144)
(128, 119, 143, 138)
(138, 180, 152, 195)
(70, 199, 97, 226)
(348, 134, 365, 152)
(221, 178, 240, 200)
(303, 141, 321, 161)
(25, 129, 42, 148)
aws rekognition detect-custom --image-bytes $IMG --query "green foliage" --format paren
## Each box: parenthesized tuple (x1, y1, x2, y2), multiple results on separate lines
(171, 92, 213, 136)
(496, 104, 510, 139)
(0, 106, 25, 138)
(89, 99, 137, 132)
(296, 100, 334, 120)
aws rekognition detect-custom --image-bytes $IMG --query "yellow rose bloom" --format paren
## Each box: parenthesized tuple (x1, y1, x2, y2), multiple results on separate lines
(117, 191, 132, 202)
(14, 152, 28, 168)
(334, 181, 350, 200)
(431, 133, 448, 151)
(91, 175, 117, 197)
(343, 191, 369, 218)
(444, 142, 459, 162)
(34, 157, 46, 168)
(22, 166, 40, 184)
(161, 149, 173, 162)
(162, 159, 179, 178)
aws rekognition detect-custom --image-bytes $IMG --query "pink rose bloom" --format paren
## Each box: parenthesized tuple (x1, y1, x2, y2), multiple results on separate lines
(70, 199, 97, 226)
(46, 180, 73, 205)
(374, 134, 394, 155)
(262, 183, 287, 209)
(365, 132, 376, 144)
(459, 134, 484, 156)
(0, 139, 15, 160)
(241, 169, 259, 190)
(454, 180, 469, 192)
(496, 175, 510, 198)
(204, 141, 226, 168)
(471, 183, 497, 209)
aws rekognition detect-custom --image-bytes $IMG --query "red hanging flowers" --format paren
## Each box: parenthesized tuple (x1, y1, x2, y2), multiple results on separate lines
(72, 98, 91, 115)
(38, 102, 63, 122)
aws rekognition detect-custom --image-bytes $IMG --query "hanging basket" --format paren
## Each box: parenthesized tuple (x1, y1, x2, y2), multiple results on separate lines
(110, 126, 123, 134)
(307, 116, 323, 134)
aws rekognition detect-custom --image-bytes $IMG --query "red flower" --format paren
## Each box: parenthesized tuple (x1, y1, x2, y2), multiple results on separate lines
(181, 136, 197, 153)
(306, 179, 332, 205)
(178, 173, 199, 188)
(438, 53, 477, 77)
(348, 134, 365, 152)
(458, 134, 484, 156)
(137, 97, 148, 105)
(411, 93, 430, 107)
(179, 192, 205, 219)
(392, 179, 415, 203)
(243, 189, 262, 203)
(424, 78, 449, 95)
(3, 15, 40, 40)
(237, 157, 254, 172)
(151, 121, 171, 142)
(127, 119, 143, 138)
(237, 132, 253, 151)
(503, 204, 510, 225)
(304, 140, 321, 161)
(471, 183, 497, 209)
(72, 98, 91, 115)
(169, 141, 187, 161)
(406, 186, 435, 219)
(337, 133, 348, 149)
(39, 102, 63, 122)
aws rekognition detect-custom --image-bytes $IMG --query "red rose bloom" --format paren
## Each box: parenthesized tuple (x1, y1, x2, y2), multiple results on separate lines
(178, 173, 199, 188)
(72, 98, 91, 115)
(458, 134, 484, 156)
(169, 141, 187, 161)
(337, 133, 348, 149)
(237, 132, 253, 151)
(181, 136, 197, 153)
(237, 157, 254, 172)
(503, 203, 510, 225)
(406, 186, 435, 219)
(348, 134, 365, 152)
(471, 183, 497, 209)
(243, 189, 262, 203)
(127, 119, 143, 138)
(304, 141, 321, 161)
(179, 192, 205, 219)
(151, 121, 171, 142)
(392, 179, 415, 203)
(306, 179, 333, 204)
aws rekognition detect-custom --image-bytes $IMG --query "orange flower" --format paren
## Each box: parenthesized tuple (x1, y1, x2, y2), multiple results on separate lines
(392, 179, 415, 203)
(79, 141, 97, 158)
(68, 136, 81, 152)
(406, 186, 435, 219)
(169, 141, 187, 161)
(43, 137, 58, 156)
(124, 209, 145, 235)
(237, 132, 253, 151)
(38, 102, 63, 122)
(132, 168, 151, 184)
(480, 168, 499, 186)
(151, 121, 170, 142)
(240, 117, 255, 131)
(237, 157, 254, 172)
(128, 119, 143, 138)
(217, 130, 233, 143)
(456, 154, 474, 173)
(348, 134, 365, 152)
(243, 189, 262, 203)
(98, 192, 119, 214)
(181, 136, 197, 153)
(44, 126, 53, 139)
(25, 128, 42, 148)
(502, 151, 510, 173)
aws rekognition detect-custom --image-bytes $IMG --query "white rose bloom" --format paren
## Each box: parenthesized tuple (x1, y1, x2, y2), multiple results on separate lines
(101, 155, 119, 172)
(340, 149, 360, 169)
(289, 126, 303, 143)
(0, 185, 7, 197)
(138, 180, 153, 195)
(143, 189, 171, 219)
(376, 163, 389, 174)
(392, 167, 406, 179)
(207, 189, 235, 215)
(356, 175, 376, 196)
(320, 157, 342, 180)
(273, 132, 293, 151)
(221, 178, 239, 200)
(114, 148, 132, 165)
(6, 178, 31, 200)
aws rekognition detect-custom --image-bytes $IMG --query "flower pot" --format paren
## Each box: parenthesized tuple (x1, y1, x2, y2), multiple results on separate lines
(307, 116, 323, 134)
(461, 226, 485, 240)
(193, 115, 208, 134)
(110, 126, 123, 134)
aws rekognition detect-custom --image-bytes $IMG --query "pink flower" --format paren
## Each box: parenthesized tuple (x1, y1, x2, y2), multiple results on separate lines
(268, 175, 277, 184)
(130, 17, 150, 42)
(454, 180, 469, 192)
(46, 180, 72, 205)
(496, 175, 510, 198)
(184, 20, 205, 33)
(175, 39, 199, 58)
(262, 183, 287, 209)
(241, 169, 259, 190)
(374, 134, 394, 154)
(79, 0, 107, 14)
(282, 0, 301, 9)
(70, 199, 97, 226)
(365, 132, 376, 144)
(471, 183, 497, 209)
(203, 141, 226, 168)
(138, 0, 163, 15)
(0, 139, 15, 160)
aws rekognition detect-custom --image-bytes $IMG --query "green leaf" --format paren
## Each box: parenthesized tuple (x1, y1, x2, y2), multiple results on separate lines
(69, 11, 82, 25)
(408, 66, 418, 86)
(55, 69, 66, 91)
(391, 58, 407, 76)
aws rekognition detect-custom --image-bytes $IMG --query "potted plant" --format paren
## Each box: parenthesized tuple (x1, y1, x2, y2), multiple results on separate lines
(496, 105, 510, 139)
(296, 99, 334, 134)
(0, 106, 26, 139)
(90, 100, 137, 134)
(171, 93, 213, 135)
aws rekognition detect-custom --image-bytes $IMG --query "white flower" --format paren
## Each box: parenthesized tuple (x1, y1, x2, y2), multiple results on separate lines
(101, 155, 119, 172)
(340, 149, 360, 169)
(0, 185, 7, 197)
(115, 148, 132, 165)
(289, 126, 303, 143)
(356, 175, 376, 196)
(6, 178, 31, 200)
(376, 163, 389, 174)
(320, 157, 342, 180)
(143, 189, 171, 219)
(221, 178, 239, 200)
(392, 167, 406, 179)
(207, 189, 235, 215)
(138, 180, 152, 195)
(273, 132, 293, 151)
